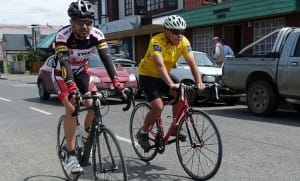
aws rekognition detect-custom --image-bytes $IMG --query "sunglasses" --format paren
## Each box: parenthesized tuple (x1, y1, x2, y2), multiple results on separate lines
(169, 29, 185, 35)
(73, 19, 93, 26)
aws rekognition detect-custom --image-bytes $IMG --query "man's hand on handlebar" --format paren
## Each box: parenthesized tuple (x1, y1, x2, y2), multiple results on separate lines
(67, 82, 79, 104)
(195, 82, 206, 91)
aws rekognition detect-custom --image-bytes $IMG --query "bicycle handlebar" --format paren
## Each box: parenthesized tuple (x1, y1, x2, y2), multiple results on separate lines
(173, 83, 220, 102)
(122, 87, 135, 111)
(71, 87, 135, 116)
(71, 90, 108, 117)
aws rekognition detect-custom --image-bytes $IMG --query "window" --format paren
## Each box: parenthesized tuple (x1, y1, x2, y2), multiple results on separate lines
(100, 0, 108, 23)
(293, 37, 300, 57)
(167, 0, 176, 7)
(135, 0, 146, 15)
(125, 0, 132, 16)
(147, 0, 163, 11)
(12, 55, 17, 61)
(253, 18, 285, 55)
(192, 27, 214, 56)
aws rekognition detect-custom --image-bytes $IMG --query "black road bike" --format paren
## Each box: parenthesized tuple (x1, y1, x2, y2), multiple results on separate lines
(57, 89, 133, 181)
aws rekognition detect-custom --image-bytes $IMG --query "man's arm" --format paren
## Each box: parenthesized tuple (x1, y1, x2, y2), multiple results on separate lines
(56, 51, 74, 83)
(213, 46, 221, 59)
(152, 54, 174, 87)
(98, 45, 120, 87)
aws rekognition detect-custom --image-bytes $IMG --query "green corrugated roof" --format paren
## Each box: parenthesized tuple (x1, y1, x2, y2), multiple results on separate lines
(37, 33, 56, 49)
(176, 0, 299, 27)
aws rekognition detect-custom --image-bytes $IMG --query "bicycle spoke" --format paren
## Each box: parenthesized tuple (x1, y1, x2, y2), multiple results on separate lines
(129, 103, 158, 162)
(176, 110, 222, 180)
(93, 128, 127, 180)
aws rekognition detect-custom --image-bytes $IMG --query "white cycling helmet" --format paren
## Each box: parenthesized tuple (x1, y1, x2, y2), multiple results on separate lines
(163, 15, 186, 30)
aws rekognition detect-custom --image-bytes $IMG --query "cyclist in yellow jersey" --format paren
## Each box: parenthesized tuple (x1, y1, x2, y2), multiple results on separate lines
(137, 15, 206, 151)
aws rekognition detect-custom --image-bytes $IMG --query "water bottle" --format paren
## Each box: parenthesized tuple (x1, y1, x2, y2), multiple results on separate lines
(82, 126, 91, 144)
(77, 125, 84, 148)
(77, 125, 85, 161)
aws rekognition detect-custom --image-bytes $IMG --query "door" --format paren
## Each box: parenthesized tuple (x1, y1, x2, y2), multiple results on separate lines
(285, 35, 300, 96)
(223, 25, 242, 55)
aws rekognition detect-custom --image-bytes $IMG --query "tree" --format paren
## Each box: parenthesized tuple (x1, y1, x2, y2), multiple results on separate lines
(26, 50, 50, 72)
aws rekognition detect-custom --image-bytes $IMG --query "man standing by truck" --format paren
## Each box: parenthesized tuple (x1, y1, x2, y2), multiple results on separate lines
(212, 36, 225, 66)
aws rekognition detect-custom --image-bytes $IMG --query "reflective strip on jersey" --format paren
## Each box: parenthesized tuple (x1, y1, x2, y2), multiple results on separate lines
(55, 45, 68, 54)
(61, 66, 67, 80)
(98, 42, 108, 50)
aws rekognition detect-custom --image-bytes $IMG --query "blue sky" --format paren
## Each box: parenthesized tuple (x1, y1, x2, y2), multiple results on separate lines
(1, 0, 72, 26)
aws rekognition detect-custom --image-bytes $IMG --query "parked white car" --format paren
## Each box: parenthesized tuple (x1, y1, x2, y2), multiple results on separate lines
(123, 51, 240, 105)
(170, 51, 240, 105)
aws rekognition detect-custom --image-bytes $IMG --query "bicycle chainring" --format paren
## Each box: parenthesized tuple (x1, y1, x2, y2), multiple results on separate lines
(157, 137, 165, 154)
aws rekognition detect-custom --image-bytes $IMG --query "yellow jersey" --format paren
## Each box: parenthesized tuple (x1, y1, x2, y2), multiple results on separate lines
(138, 32, 193, 78)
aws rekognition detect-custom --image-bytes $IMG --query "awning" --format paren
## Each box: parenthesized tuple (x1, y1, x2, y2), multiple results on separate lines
(99, 16, 165, 40)
(37, 32, 56, 49)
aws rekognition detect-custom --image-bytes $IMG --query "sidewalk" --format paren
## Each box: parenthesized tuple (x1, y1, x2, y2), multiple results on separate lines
(0, 73, 38, 83)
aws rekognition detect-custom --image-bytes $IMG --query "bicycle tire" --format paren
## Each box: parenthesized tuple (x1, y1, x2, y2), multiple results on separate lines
(176, 110, 222, 180)
(57, 116, 80, 181)
(129, 102, 158, 162)
(92, 126, 128, 181)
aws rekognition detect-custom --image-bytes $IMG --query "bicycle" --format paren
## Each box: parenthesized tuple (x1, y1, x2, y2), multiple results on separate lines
(57, 89, 133, 181)
(128, 83, 223, 180)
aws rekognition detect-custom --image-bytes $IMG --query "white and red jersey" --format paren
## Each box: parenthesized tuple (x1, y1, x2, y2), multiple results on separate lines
(54, 25, 107, 75)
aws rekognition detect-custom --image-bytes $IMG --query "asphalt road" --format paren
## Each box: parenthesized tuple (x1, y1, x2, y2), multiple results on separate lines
(0, 73, 299, 181)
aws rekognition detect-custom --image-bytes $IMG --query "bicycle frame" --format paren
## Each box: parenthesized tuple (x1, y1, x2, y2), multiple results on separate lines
(129, 83, 222, 180)
(150, 85, 193, 145)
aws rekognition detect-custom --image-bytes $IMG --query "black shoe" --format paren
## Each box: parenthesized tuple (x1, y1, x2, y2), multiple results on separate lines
(136, 130, 151, 152)
(172, 126, 187, 142)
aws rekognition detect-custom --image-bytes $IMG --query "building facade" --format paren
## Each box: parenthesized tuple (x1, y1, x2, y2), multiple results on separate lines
(91, 0, 300, 63)
(0, 25, 61, 73)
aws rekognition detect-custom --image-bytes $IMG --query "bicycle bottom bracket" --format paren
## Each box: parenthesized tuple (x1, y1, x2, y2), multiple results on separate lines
(157, 138, 165, 154)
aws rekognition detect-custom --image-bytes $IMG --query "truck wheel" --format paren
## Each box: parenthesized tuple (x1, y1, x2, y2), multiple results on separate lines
(223, 97, 240, 106)
(247, 81, 278, 116)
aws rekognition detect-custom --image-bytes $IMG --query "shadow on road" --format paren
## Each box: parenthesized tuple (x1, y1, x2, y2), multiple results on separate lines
(24, 175, 65, 181)
(23, 97, 62, 107)
(125, 156, 192, 181)
(202, 104, 300, 127)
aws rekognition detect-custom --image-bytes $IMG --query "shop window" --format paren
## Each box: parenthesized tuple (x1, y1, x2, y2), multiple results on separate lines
(253, 18, 285, 55)
(147, 0, 163, 11)
(135, 0, 145, 15)
(192, 27, 214, 56)
(125, 0, 132, 16)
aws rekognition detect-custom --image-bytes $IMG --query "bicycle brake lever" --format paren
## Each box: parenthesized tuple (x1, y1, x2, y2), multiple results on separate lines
(122, 87, 134, 111)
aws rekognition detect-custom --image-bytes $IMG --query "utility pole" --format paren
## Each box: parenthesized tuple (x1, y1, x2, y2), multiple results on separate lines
(31, 24, 40, 52)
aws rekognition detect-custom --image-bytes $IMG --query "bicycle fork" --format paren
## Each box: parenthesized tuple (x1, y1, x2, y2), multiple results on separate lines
(186, 109, 204, 149)
(155, 118, 166, 154)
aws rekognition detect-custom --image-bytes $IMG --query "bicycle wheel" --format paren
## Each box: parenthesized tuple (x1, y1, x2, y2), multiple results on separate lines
(92, 126, 128, 181)
(57, 116, 79, 180)
(176, 110, 222, 180)
(129, 103, 158, 162)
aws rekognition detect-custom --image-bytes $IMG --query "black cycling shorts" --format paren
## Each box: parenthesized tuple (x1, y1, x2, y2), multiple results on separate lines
(74, 72, 91, 95)
(139, 75, 179, 102)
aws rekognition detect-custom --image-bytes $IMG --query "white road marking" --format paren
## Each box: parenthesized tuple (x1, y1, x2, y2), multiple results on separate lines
(29, 107, 52, 115)
(0, 97, 12, 102)
(12, 84, 35, 87)
(116, 135, 139, 147)
(116, 135, 131, 144)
